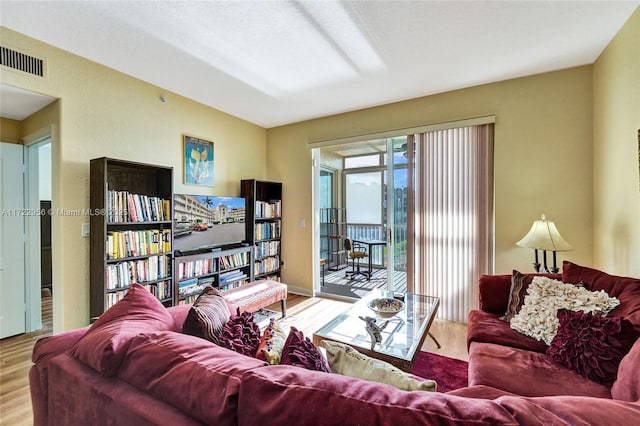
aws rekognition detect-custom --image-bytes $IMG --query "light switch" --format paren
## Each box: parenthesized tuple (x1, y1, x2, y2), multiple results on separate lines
(82, 223, 90, 237)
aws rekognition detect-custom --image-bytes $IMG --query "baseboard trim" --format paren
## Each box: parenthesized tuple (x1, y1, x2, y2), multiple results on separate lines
(285, 284, 313, 297)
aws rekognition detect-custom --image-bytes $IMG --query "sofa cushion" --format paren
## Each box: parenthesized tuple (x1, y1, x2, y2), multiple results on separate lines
(563, 261, 640, 329)
(182, 286, 230, 344)
(467, 309, 548, 353)
(68, 283, 174, 376)
(322, 340, 436, 391)
(611, 337, 640, 401)
(510, 277, 619, 344)
(495, 394, 640, 425)
(500, 270, 533, 322)
(47, 353, 199, 426)
(118, 331, 267, 426)
(217, 308, 261, 357)
(468, 342, 611, 398)
(237, 365, 521, 426)
(281, 327, 330, 372)
(547, 309, 639, 386)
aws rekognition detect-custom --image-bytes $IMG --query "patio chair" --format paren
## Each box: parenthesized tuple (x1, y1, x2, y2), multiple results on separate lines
(344, 237, 370, 280)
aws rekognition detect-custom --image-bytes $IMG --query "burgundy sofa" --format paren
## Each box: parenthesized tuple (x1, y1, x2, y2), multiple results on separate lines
(30, 264, 640, 425)
(466, 261, 640, 402)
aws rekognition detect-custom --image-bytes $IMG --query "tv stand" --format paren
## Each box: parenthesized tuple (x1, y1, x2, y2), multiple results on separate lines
(220, 242, 245, 250)
(174, 247, 221, 257)
(173, 245, 254, 304)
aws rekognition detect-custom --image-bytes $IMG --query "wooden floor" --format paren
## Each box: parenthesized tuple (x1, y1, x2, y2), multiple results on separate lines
(0, 292, 467, 426)
(0, 291, 52, 426)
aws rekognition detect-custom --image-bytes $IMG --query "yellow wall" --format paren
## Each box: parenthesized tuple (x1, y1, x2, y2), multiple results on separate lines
(268, 66, 594, 293)
(1, 117, 21, 142)
(593, 8, 640, 276)
(0, 27, 267, 331)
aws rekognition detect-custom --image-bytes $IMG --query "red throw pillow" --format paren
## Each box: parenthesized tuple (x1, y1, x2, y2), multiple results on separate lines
(562, 261, 640, 296)
(281, 327, 330, 372)
(547, 309, 639, 386)
(69, 284, 174, 376)
(218, 308, 261, 357)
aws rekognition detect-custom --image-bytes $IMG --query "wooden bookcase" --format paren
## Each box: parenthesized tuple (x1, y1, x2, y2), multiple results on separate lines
(174, 245, 254, 305)
(241, 179, 282, 281)
(90, 157, 173, 319)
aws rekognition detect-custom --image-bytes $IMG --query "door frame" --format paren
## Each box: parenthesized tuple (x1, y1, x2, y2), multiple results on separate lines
(22, 126, 53, 332)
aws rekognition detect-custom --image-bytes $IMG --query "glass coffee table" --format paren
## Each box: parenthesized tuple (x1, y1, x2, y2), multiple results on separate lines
(312, 290, 440, 372)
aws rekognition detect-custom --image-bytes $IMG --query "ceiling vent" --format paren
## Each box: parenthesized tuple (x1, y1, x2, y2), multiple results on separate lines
(0, 45, 44, 77)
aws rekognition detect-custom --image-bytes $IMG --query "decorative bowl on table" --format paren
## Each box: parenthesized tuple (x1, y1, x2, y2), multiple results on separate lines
(368, 297, 405, 318)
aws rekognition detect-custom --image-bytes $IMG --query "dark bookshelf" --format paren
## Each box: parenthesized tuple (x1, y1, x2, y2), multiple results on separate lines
(90, 157, 173, 319)
(241, 179, 282, 281)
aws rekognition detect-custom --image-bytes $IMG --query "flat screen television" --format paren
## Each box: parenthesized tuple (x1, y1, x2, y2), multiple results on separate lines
(173, 194, 246, 254)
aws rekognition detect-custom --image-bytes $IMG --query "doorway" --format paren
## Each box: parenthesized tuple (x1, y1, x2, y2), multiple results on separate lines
(315, 136, 414, 299)
(25, 137, 52, 332)
(0, 136, 52, 338)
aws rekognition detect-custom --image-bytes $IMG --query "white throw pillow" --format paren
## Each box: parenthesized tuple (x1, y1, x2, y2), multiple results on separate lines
(510, 276, 620, 345)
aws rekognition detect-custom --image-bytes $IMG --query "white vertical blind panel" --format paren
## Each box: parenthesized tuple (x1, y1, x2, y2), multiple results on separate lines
(417, 125, 493, 323)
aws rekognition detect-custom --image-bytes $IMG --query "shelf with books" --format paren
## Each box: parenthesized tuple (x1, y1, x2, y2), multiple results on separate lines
(105, 254, 172, 289)
(173, 245, 254, 304)
(241, 179, 283, 281)
(90, 157, 174, 318)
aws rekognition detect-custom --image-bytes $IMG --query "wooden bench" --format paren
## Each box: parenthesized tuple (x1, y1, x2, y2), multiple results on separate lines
(221, 280, 287, 317)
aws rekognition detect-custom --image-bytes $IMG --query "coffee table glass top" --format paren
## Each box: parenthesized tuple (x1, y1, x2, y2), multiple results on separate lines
(313, 290, 440, 363)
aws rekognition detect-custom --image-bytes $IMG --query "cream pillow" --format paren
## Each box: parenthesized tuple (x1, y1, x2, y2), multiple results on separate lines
(321, 340, 437, 392)
(510, 276, 620, 344)
(255, 318, 288, 365)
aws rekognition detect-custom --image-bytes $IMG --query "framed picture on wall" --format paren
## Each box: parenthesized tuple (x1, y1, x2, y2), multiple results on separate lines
(183, 135, 214, 186)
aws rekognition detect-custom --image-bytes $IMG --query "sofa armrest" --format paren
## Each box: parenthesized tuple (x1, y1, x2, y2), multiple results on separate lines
(32, 327, 89, 364)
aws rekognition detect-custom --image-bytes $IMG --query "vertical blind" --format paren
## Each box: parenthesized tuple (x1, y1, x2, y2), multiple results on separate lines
(416, 124, 494, 322)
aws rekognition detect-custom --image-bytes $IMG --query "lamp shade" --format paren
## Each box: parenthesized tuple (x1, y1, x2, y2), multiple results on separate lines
(516, 214, 573, 252)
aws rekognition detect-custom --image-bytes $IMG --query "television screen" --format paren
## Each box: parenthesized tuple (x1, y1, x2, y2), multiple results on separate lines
(173, 194, 246, 253)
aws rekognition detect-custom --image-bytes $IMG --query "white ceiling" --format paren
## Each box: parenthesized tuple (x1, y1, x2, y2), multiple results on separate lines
(0, 84, 56, 121)
(1, 1, 638, 128)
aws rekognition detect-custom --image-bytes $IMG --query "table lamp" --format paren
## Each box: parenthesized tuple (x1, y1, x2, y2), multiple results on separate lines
(516, 214, 573, 273)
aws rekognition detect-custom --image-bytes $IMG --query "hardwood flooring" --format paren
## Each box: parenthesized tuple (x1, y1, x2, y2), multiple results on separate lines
(0, 292, 52, 426)
(0, 292, 467, 426)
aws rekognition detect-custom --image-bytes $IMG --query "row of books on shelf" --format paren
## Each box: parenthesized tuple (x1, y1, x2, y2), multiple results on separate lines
(255, 220, 281, 241)
(219, 252, 249, 270)
(177, 280, 247, 305)
(107, 190, 171, 223)
(106, 229, 171, 259)
(219, 279, 248, 291)
(219, 269, 248, 285)
(254, 240, 280, 259)
(177, 258, 216, 280)
(105, 282, 170, 309)
(255, 200, 281, 219)
(178, 277, 212, 298)
(106, 255, 171, 289)
(254, 255, 280, 276)
(179, 294, 199, 305)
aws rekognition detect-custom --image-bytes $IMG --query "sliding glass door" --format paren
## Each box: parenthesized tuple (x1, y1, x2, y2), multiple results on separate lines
(386, 136, 414, 293)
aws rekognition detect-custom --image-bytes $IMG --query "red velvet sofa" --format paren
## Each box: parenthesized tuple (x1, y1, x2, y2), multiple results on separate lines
(30, 263, 640, 425)
(465, 262, 640, 403)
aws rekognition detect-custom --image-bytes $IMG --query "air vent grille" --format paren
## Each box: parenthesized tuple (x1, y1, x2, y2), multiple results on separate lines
(0, 45, 44, 77)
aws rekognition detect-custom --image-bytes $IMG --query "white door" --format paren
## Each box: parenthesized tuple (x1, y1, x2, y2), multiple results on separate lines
(0, 142, 26, 339)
